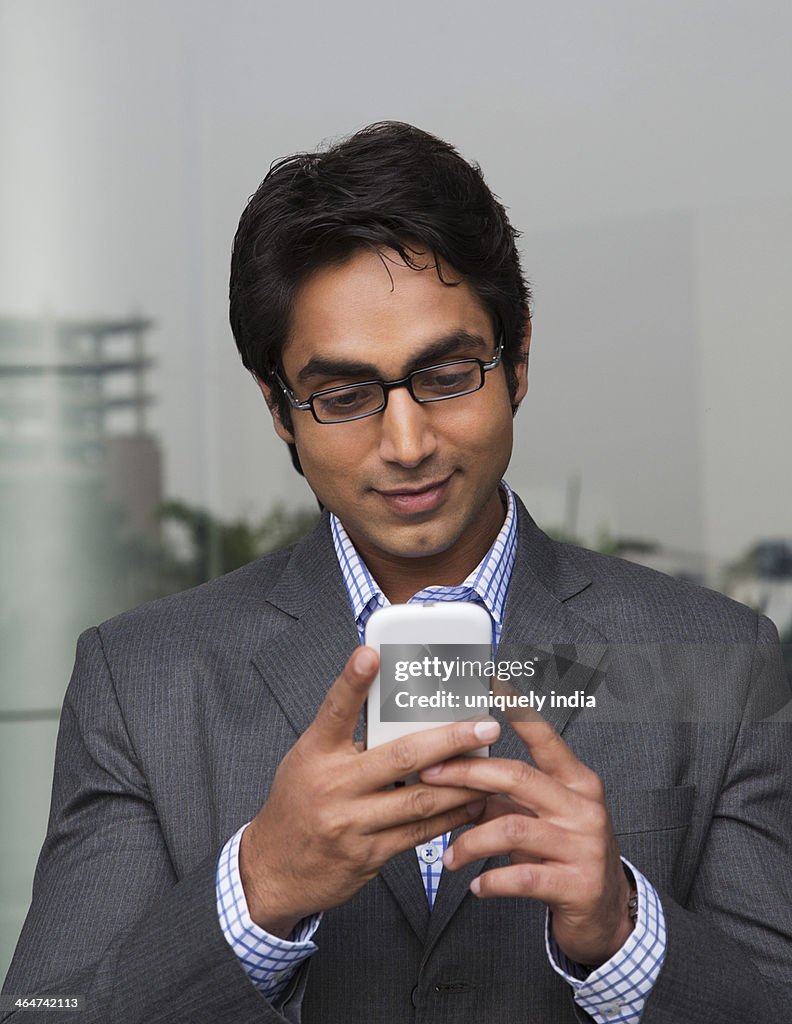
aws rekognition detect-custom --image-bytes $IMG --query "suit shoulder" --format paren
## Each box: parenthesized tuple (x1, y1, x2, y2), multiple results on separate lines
(554, 540, 763, 641)
(90, 545, 296, 648)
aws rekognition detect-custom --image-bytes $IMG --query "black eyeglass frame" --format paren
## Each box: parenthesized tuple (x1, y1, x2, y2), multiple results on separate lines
(273, 335, 504, 424)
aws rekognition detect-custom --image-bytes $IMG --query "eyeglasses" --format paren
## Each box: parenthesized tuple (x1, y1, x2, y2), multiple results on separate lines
(274, 337, 503, 424)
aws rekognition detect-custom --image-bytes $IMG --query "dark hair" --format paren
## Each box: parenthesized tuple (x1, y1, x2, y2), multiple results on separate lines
(229, 121, 531, 475)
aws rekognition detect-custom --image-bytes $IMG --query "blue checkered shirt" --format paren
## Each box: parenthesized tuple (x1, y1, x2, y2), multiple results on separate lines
(216, 482, 666, 1020)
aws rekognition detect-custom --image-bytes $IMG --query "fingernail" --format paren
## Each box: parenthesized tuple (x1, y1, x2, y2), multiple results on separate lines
(474, 719, 500, 742)
(443, 846, 454, 867)
(355, 648, 377, 675)
(467, 799, 485, 817)
(422, 763, 443, 777)
(470, 876, 481, 895)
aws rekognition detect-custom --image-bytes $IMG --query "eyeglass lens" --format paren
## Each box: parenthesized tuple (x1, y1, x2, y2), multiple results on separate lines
(312, 360, 485, 422)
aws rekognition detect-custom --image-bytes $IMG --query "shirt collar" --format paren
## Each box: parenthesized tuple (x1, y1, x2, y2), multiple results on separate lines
(330, 480, 518, 636)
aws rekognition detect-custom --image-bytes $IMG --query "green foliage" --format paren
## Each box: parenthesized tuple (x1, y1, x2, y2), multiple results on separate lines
(156, 499, 320, 592)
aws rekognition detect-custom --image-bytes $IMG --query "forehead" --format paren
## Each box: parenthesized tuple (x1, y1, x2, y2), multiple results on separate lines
(283, 247, 493, 372)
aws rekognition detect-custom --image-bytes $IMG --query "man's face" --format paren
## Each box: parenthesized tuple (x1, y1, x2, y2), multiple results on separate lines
(262, 248, 529, 576)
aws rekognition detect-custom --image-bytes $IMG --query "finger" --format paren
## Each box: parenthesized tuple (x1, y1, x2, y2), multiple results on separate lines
(469, 862, 562, 902)
(361, 717, 501, 789)
(491, 678, 588, 786)
(372, 799, 487, 863)
(507, 717, 591, 787)
(443, 815, 567, 870)
(478, 793, 538, 823)
(476, 795, 540, 864)
(420, 756, 572, 817)
(310, 647, 379, 750)
(360, 782, 487, 834)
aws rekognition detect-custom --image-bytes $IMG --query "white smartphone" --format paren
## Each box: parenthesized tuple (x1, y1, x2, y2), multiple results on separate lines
(364, 602, 493, 767)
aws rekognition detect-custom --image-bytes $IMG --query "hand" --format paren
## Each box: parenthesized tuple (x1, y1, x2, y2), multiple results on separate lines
(239, 646, 499, 937)
(420, 708, 633, 967)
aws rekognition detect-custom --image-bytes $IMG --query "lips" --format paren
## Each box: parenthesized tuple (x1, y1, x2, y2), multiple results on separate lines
(375, 475, 453, 515)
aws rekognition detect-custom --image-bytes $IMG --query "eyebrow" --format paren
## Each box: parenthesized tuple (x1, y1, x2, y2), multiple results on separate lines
(295, 330, 491, 387)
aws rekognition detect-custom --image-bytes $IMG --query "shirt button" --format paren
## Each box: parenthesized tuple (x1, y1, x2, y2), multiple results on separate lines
(600, 1003, 622, 1018)
(419, 845, 439, 864)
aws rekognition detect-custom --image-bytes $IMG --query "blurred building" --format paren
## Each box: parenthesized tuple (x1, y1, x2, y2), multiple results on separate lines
(0, 313, 160, 529)
(0, 313, 162, 712)
(0, 313, 165, 977)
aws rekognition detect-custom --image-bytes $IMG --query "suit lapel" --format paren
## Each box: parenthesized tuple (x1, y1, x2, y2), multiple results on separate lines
(378, 850, 432, 941)
(250, 516, 359, 739)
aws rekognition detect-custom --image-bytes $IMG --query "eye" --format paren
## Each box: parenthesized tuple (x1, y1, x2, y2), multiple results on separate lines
(418, 363, 478, 393)
(314, 384, 381, 417)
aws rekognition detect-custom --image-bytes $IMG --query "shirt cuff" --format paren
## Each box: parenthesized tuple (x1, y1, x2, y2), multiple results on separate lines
(216, 823, 321, 1004)
(545, 858, 666, 1023)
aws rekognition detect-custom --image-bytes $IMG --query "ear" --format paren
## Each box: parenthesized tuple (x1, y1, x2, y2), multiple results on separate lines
(512, 317, 532, 406)
(254, 374, 295, 444)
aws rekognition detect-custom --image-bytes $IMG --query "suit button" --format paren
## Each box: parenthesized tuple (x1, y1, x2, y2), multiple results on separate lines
(411, 985, 419, 1007)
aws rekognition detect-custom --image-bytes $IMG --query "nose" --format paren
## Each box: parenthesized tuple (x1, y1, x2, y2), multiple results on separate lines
(377, 387, 438, 468)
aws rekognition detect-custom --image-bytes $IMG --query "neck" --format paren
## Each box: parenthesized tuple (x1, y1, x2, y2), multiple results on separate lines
(350, 488, 507, 604)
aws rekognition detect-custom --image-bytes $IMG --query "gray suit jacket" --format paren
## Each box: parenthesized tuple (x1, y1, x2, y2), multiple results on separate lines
(3, 497, 791, 1023)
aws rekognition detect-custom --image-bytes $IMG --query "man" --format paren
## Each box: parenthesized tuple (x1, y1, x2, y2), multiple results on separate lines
(3, 122, 790, 1023)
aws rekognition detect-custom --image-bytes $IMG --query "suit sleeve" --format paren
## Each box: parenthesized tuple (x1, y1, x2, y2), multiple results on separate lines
(0, 627, 310, 1024)
(636, 614, 792, 1024)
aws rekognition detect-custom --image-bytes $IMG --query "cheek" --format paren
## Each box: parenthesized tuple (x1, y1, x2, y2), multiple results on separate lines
(443, 393, 513, 453)
(292, 424, 366, 490)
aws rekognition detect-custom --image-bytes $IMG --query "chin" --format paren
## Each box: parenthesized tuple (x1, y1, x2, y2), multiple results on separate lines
(383, 527, 459, 560)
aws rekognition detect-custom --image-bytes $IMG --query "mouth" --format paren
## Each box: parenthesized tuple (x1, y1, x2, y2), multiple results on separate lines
(375, 474, 454, 515)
